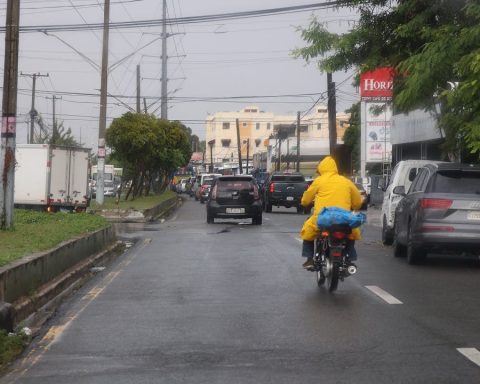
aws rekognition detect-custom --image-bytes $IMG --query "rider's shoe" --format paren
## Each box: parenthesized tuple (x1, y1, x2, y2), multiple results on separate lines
(302, 258, 315, 270)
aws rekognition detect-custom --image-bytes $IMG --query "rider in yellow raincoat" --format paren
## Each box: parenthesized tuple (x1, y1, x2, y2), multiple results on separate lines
(300, 156, 363, 269)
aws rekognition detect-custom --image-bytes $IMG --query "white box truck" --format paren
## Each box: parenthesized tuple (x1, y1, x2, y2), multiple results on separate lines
(14, 144, 91, 212)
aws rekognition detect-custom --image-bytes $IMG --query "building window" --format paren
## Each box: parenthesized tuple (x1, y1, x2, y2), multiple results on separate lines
(255, 139, 261, 147)
(317, 123, 321, 130)
(267, 123, 271, 130)
(317, 107, 327, 113)
(223, 122, 230, 130)
(221, 139, 231, 148)
(242, 122, 247, 127)
(256, 123, 260, 130)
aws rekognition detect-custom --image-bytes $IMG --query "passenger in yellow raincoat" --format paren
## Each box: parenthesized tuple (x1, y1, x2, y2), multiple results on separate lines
(300, 156, 363, 269)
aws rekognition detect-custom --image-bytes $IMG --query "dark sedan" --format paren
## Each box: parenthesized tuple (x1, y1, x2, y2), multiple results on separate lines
(393, 163, 480, 264)
(206, 175, 263, 225)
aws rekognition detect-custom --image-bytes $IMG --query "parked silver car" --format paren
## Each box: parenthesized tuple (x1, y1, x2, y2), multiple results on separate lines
(393, 163, 480, 264)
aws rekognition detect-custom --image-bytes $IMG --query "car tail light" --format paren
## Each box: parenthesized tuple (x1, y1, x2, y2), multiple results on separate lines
(211, 185, 217, 200)
(421, 198, 453, 209)
(253, 185, 260, 200)
(269, 182, 275, 193)
(331, 232, 347, 240)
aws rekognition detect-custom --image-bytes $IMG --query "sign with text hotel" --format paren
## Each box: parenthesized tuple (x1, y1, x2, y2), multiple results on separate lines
(360, 67, 394, 163)
(360, 67, 394, 99)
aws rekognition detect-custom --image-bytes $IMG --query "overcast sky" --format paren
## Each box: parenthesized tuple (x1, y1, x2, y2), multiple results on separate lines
(1, 0, 359, 148)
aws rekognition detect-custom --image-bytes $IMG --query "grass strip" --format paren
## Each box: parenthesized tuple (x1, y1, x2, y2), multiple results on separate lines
(0, 210, 109, 267)
(90, 190, 176, 211)
(0, 330, 31, 371)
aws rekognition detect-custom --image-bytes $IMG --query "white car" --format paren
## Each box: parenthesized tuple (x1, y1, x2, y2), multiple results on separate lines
(380, 159, 445, 245)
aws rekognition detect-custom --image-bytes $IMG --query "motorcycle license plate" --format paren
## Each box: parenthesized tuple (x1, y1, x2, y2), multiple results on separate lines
(286, 196, 294, 201)
(226, 208, 244, 214)
(467, 211, 480, 220)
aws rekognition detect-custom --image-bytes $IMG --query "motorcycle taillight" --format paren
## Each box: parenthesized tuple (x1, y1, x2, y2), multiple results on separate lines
(331, 231, 347, 240)
(331, 250, 342, 257)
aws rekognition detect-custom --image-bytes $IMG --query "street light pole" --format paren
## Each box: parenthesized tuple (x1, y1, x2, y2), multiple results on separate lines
(1, 0, 20, 230)
(96, 0, 110, 205)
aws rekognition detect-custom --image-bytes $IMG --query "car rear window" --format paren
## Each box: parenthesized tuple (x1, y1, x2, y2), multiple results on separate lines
(217, 180, 253, 192)
(430, 171, 480, 194)
(271, 175, 305, 182)
(202, 178, 214, 185)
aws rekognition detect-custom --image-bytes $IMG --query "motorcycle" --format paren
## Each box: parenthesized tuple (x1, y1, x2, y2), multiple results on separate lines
(310, 224, 357, 292)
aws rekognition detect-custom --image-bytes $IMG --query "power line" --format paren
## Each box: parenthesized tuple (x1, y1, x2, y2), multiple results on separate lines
(7, 2, 341, 33)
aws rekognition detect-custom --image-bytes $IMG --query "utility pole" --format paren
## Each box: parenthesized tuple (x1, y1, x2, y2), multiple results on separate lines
(47, 95, 61, 142)
(1, 0, 20, 230)
(136, 64, 141, 113)
(246, 138, 250, 174)
(296, 111, 301, 172)
(21, 72, 49, 144)
(236, 118, 243, 174)
(327, 72, 337, 155)
(96, 0, 110, 205)
(277, 137, 282, 172)
(160, 0, 168, 119)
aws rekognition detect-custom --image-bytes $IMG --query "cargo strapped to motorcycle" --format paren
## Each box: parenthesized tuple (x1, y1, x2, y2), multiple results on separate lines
(317, 207, 367, 229)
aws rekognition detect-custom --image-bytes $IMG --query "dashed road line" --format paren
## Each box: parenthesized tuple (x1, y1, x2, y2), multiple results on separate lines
(457, 348, 480, 367)
(295, 237, 302, 243)
(365, 285, 403, 304)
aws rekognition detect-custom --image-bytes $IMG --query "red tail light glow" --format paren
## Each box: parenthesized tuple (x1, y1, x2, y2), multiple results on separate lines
(421, 199, 452, 209)
(269, 182, 275, 193)
(331, 232, 347, 240)
(331, 250, 342, 257)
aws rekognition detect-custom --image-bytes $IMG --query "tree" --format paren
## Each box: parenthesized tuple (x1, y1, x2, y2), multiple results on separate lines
(33, 113, 81, 147)
(295, 0, 480, 158)
(106, 113, 192, 199)
(343, 102, 360, 172)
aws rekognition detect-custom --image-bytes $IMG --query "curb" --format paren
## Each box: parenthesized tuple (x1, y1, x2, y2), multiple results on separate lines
(95, 196, 181, 223)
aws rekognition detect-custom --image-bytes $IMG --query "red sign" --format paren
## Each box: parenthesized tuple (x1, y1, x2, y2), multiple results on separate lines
(360, 67, 394, 98)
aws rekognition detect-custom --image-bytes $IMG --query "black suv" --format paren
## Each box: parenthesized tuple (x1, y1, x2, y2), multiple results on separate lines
(206, 175, 263, 225)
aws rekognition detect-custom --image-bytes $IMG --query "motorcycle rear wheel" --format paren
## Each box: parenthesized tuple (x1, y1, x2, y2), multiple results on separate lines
(316, 270, 325, 286)
(326, 262, 340, 292)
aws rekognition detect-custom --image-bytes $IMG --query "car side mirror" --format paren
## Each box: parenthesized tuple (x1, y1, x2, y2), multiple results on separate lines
(392, 185, 406, 196)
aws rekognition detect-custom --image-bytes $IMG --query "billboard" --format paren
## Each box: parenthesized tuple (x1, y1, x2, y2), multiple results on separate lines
(360, 67, 394, 171)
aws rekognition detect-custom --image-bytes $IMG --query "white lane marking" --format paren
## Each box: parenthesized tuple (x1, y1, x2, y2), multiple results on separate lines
(365, 285, 403, 305)
(295, 237, 302, 243)
(458, 348, 480, 367)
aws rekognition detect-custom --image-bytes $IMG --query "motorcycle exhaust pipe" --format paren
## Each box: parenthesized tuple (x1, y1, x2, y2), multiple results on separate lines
(347, 265, 357, 275)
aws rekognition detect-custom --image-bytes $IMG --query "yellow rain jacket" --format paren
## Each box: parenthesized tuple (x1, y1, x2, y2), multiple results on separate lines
(300, 156, 363, 241)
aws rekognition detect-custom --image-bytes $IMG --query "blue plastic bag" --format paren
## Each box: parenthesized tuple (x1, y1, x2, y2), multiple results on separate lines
(316, 207, 367, 229)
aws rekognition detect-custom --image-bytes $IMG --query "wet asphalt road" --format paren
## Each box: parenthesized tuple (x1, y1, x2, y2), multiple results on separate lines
(3, 197, 480, 383)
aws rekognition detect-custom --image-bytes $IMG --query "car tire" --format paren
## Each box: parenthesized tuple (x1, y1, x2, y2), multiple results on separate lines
(200, 198, 205, 204)
(296, 205, 303, 214)
(265, 201, 272, 213)
(392, 233, 406, 258)
(207, 211, 214, 224)
(253, 214, 262, 225)
(407, 225, 426, 265)
(382, 216, 394, 245)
